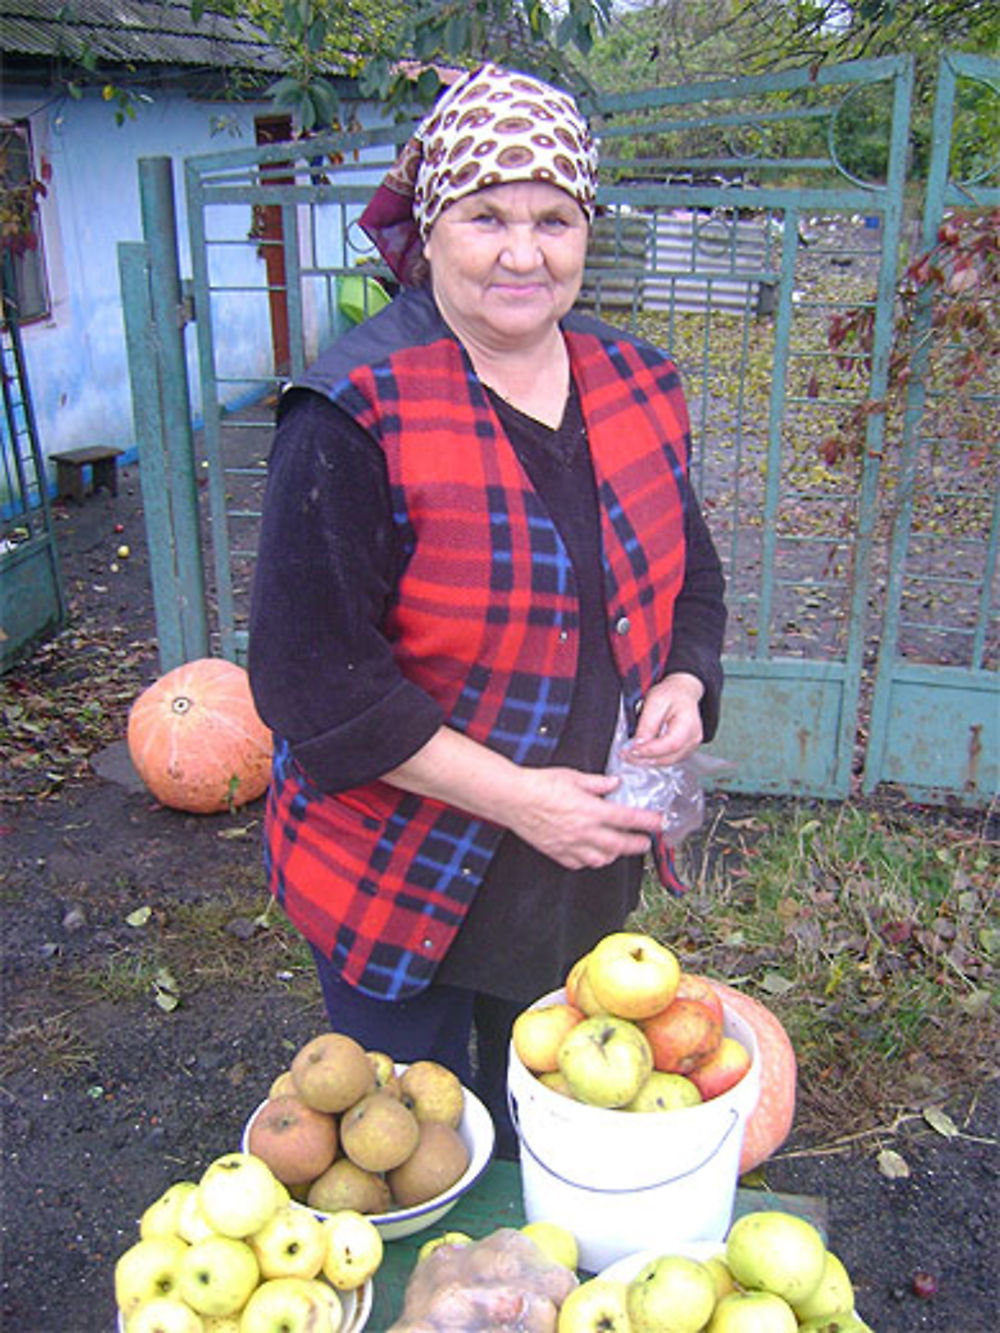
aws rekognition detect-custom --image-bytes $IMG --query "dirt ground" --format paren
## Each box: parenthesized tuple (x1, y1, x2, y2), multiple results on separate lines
(1, 467, 998, 1333)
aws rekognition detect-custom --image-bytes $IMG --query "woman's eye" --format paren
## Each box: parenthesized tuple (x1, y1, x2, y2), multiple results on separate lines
(540, 216, 569, 231)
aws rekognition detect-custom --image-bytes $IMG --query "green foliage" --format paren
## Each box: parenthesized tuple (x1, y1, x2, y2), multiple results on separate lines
(631, 798, 999, 1137)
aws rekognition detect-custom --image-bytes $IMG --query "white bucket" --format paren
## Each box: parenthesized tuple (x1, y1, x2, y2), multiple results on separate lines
(507, 989, 761, 1273)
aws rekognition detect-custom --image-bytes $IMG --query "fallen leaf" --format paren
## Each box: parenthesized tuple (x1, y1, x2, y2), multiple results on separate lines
(922, 1106, 959, 1138)
(761, 971, 796, 995)
(877, 1148, 910, 1179)
(126, 906, 152, 927)
(958, 989, 993, 1017)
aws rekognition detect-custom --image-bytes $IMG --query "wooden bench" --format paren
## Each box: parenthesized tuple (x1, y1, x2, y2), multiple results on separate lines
(50, 446, 123, 501)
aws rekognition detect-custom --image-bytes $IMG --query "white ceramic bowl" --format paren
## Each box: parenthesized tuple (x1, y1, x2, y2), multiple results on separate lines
(241, 1069, 496, 1242)
(117, 1278, 371, 1333)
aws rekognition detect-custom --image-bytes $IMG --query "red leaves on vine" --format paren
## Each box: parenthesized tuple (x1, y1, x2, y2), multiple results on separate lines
(821, 208, 999, 465)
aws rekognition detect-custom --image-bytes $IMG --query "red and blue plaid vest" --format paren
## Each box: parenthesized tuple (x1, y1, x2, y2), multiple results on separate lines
(265, 291, 690, 999)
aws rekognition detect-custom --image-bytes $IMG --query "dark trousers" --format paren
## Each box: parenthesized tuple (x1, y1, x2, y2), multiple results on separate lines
(309, 945, 521, 1159)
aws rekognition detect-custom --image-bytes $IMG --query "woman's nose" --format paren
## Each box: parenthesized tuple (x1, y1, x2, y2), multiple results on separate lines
(500, 226, 542, 269)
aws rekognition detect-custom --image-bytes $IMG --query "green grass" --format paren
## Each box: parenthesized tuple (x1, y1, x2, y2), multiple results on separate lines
(631, 797, 999, 1142)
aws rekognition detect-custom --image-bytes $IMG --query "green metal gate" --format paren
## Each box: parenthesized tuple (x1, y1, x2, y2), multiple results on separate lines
(120, 53, 998, 805)
(1, 251, 65, 673)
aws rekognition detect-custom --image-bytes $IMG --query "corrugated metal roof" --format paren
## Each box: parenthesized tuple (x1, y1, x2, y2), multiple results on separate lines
(0, 0, 322, 75)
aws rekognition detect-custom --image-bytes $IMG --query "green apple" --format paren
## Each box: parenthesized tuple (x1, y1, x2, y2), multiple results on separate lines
(725, 1211, 826, 1306)
(239, 1277, 339, 1333)
(707, 1290, 797, 1331)
(321, 1209, 383, 1290)
(140, 1182, 199, 1241)
(115, 1236, 190, 1318)
(249, 1205, 326, 1280)
(557, 1014, 653, 1108)
(556, 1277, 631, 1332)
(198, 1153, 279, 1238)
(792, 1249, 855, 1322)
(627, 1254, 717, 1333)
(586, 932, 680, 1019)
(125, 1297, 205, 1333)
(177, 1190, 217, 1246)
(521, 1221, 579, 1271)
(177, 1235, 259, 1316)
(624, 1071, 702, 1112)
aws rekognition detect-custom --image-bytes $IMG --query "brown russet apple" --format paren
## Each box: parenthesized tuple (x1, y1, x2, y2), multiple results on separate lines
(640, 997, 723, 1074)
(291, 1032, 375, 1113)
(246, 1093, 339, 1186)
(340, 1091, 420, 1172)
(386, 1121, 470, 1208)
(675, 972, 725, 1026)
(512, 1001, 584, 1073)
(689, 1035, 752, 1101)
(399, 1060, 464, 1128)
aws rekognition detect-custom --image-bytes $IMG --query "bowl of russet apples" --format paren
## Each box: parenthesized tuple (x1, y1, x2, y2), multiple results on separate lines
(114, 1149, 378, 1332)
(556, 1210, 871, 1332)
(511, 930, 754, 1113)
(241, 1031, 495, 1241)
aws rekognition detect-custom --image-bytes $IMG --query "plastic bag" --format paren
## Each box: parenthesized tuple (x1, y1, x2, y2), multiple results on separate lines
(388, 1228, 578, 1332)
(604, 699, 736, 845)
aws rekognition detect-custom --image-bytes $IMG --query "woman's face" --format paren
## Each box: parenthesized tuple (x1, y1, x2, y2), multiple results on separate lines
(422, 180, 589, 353)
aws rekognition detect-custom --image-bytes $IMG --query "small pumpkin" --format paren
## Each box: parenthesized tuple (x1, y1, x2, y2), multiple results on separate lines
(127, 657, 273, 814)
(706, 978, 798, 1174)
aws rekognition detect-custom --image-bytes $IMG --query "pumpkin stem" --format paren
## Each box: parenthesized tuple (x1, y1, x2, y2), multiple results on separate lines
(170, 696, 193, 715)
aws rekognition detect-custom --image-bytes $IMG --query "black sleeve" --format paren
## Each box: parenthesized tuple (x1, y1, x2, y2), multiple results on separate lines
(663, 484, 727, 742)
(246, 390, 444, 792)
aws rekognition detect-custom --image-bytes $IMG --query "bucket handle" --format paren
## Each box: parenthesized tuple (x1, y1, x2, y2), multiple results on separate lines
(507, 1090, 742, 1195)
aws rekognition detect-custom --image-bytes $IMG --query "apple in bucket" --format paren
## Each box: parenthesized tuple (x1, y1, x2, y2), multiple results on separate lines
(640, 997, 723, 1074)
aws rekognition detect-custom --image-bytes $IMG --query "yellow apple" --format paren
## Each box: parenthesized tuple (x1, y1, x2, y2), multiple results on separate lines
(239, 1277, 338, 1333)
(125, 1298, 204, 1333)
(140, 1182, 199, 1241)
(586, 932, 680, 1019)
(249, 1204, 326, 1280)
(177, 1235, 259, 1316)
(557, 1277, 631, 1332)
(198, 1153, 279, 1238)
(177, 1190, 217, 1245)
(521, 1221, 579, 1271)
(707, 1289, 798, 1331)
(417, 1232, 473, 1263)
(725, 1211, 826, 1306)
(115, 1236, 190, 1318)
(513, 1003, 585, 1073)
(321, 1210, 384, 1290)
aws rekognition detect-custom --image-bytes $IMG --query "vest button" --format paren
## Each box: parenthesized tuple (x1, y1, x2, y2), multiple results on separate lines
(422, 937, 434, 950)
(558, 630, 569, 643)
(615, 615, 631, 636)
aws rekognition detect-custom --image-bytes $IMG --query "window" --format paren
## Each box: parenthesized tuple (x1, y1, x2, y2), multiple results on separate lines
(0, 120, 50, 322)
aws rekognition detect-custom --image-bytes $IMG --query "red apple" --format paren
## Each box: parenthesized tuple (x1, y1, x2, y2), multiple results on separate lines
(641, 998, 723, 1074)
(689, 1036, 752, 1101)
(246, 1094, 339, 1185)
(512, 1002, 584, 1073)
(675, 972, 725, 1026)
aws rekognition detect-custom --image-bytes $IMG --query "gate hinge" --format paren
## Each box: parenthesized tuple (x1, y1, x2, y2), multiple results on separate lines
(178, 279, 195, 327)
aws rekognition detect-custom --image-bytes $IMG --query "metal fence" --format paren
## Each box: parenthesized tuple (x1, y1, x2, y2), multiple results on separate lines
(119, 52, 998, 805)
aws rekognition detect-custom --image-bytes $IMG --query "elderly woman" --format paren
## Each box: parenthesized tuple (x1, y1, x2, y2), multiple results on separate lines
(247, 64, 726, 1156)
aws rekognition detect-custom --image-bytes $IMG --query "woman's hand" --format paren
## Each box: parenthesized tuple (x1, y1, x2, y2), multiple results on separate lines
(623, 672, 705, 768)
(506, 767, 662, 870)
(383, 728, 661, 870)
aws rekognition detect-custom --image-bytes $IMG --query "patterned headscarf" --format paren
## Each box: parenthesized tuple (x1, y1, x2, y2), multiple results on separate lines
(359, 64, 599, 286)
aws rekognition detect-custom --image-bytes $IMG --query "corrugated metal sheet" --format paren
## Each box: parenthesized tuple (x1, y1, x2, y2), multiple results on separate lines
(645, 210, 776, 314)
(0, 0, 306, 74)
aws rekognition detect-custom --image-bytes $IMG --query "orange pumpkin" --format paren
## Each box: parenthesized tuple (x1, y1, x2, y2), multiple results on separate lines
(705, 978, 798, 1174)
(127, 658, 273, 814)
